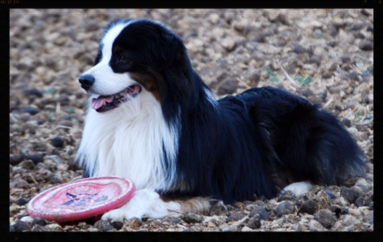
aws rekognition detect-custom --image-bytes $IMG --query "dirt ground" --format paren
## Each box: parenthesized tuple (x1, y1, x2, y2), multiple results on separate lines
(10, 9, 373, 232)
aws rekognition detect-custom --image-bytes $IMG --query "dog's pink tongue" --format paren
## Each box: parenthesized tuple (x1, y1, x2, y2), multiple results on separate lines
(91, 95, 114, 110)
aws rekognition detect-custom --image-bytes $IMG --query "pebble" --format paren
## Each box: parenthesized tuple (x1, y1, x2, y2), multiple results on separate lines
(45, 223, 63, 232)
(226, 212, 245, 222)
(165, 217, 181, 225)
(275, 201, 295, 217)
(298, 199, 318, 215)
(247, 214, 261, 229)
(330, 205, 342, 218)
(221, 38, 236, 51)
(309, 219, 327, 231)
(13, 220, 31, 232)
(340, 187, 359, 204)
(30, 153, 44, 165)
(27, 88, 43, 98)
(341, 118, 352, 128)
(51, 136, 65, 148)
(31, 224, 48, 231)
(20, 216, 34, 224)
(94, 220, 115, 231)
(127, 217, 142, 230)
(16, 198, 29, 206)
(32, 217, 47, 227)
(111, 221, 124, 230)
(183, 213, 204, 224)
(314, 209, 335, 228)
(217, 79, 238, 95)
(359, 40, 373, 51)
(355, 195, 371, 207)
(209, 201, 228, 216)
(249, 206, 270, 220)
(21, 160, 35, 170)
(10, 154, 23, 166)
(346, 72, 359, 81)
(20, 107, 40, 115)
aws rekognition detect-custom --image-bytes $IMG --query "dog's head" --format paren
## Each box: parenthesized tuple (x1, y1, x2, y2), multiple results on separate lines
(79, 19, 188, 113)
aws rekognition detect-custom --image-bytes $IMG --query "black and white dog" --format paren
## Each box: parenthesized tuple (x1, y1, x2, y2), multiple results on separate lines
(76, 19, 366, 221)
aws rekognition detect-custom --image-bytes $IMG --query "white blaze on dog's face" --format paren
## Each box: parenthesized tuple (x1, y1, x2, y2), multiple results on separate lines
(81, 22, 134, 96)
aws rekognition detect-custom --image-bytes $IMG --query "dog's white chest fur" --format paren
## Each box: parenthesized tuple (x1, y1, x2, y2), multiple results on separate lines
(76, 91, 179, 191)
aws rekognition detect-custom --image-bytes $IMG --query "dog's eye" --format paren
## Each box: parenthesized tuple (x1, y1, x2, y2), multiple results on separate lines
(118, 55, 130, 63)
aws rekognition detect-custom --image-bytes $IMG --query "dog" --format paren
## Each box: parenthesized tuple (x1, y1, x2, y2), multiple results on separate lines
(76, 18, 366, 222)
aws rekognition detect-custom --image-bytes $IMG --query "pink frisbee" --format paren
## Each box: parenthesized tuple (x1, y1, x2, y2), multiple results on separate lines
(27, 177, 135, 222)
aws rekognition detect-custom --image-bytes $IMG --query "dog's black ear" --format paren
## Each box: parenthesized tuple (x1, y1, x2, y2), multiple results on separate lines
(157, 31, 184, 70)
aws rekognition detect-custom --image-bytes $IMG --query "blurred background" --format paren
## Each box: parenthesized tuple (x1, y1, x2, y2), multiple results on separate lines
(10, 9, 374, 231)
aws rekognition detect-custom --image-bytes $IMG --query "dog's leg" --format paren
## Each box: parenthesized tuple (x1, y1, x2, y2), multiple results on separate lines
(280, 181, 312, 196)
(101, 188, 181, 222)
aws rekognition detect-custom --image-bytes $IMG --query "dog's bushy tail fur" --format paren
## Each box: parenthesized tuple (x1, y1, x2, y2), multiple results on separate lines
(240, 86, 367, 187)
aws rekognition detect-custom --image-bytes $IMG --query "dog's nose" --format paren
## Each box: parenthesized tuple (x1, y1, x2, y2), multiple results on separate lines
(79, 74, 95, 91)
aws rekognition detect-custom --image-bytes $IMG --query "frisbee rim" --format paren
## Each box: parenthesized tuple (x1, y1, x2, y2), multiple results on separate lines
(27, 177, 135, 222)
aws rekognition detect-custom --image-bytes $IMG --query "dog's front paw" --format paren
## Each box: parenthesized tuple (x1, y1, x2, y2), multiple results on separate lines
(280, 181, 313, 196)
(101, 205, 144, 222)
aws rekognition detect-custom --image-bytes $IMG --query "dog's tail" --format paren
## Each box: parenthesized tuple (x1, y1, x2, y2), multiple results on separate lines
(242, 86, 367, 186)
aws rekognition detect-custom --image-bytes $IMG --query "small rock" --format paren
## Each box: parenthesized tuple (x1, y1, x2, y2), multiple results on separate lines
(361, 9, 372, 17)
(21, 160, 35, 170)
(298, 200, 317, 215)
(20, 107, 40, 115)
(30, 153, 44, 165)
(13, 220, 31, 232)
(241, 226, 253, 231)
(27, 88, 43, 98)
(359, 40, 373, 51)
(340, 187, 359, 204)
(217, 79, 238, 95)
(314, 209, 336, 228)
(341, 118, 352, 128)
(111, 221, 124, 230)
(355, 195, 372, 207)
(369, 203, 373, 210)
(346, 72, 359, 81)
(51, 136, 64, 148)
(309, 55, 322, 65)
(249, 206, 270, 220)
(341, 207, 349, 215)
(32, 217, 47, 227)
(20, 216, 34, 224)
(94, 220, 115, 231)
(226, 212, 245, 222)
(183, 228, 195, 232)
(183, 213, 203, 224)
(10, 177, 30, 189)
(16, 198, 29, 206)
(247, 214, 261, 229)
(209, 201, 228, 216)
(45, 223, 63, 232)
(292, 45, 304, 54)
(221, 38, 236, 51)
(275, 201, 295, 217)
(245, 71, 260, 87)
(309, 219, 327, 231)
(127, 217, 142, 230)
(10, 154, 23, 166)
(276, 13, 290, 25)
(341, 56, 351, 64)
(329, 205, 342, 218)
(165, 217, 181, 224)
(31, 224, 48, 232)
(300, 89, 314, 98)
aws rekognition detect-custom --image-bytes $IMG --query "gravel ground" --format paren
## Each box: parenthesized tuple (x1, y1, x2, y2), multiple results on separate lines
(10, 9, 373, 232)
